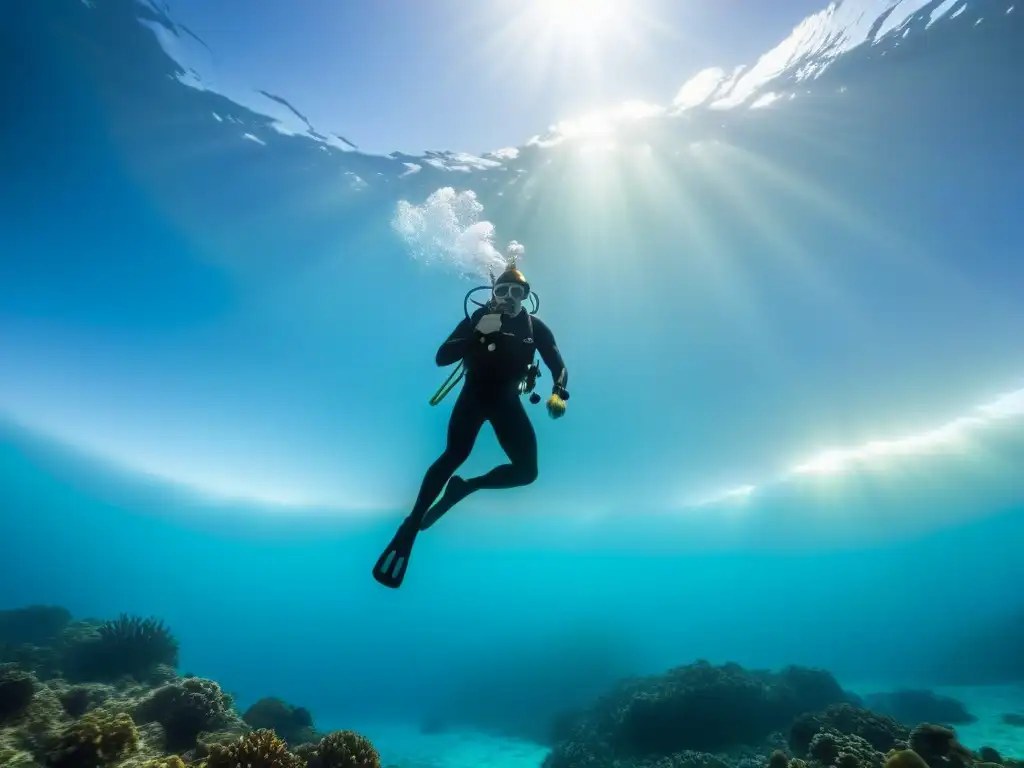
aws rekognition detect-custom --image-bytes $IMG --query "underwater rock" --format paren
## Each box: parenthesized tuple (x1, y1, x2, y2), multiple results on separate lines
(134, 676, 238, 753)
(778, 666, 860, 715)
(885, 749, 931, 768)
(5, 682, 66, 759)
(790, 704, 910, 757)
(925, 611, 1024, 685)
(0, 604, 384, 768)
(54, 684, 113, 720)
(242, 696, 318, 746)
(807, 729, 883, 768)
(0, 665, 37, 724)
(864, 691, 977, 728)
(624, 661, 850, 755)
(977, 748, 1001, 763)
(0, 644, 62, 681)
(907, 724, 973, 768)
(0, 607, 72, 648)
(543, 661, 856, 768)
(44, 710, 139, 767)
(135, 758, 186, 768)
(548, 708, 586, 745)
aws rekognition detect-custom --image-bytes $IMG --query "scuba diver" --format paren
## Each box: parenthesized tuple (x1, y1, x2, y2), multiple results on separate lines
(373, 245, 570, 589)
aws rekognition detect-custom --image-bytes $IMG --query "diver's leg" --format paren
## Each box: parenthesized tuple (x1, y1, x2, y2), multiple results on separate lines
(420, 393, 539, 530)
(408, 387, 486, 522)
(463, 394, 539, 492)
(374, 389, 486, 587)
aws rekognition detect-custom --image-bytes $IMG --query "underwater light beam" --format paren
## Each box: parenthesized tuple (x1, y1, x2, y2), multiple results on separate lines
(464, 0, 674, 102)
(689, 384, 1024, 508)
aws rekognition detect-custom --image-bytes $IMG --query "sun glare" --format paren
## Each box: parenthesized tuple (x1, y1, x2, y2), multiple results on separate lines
(541, 0, 625, 41)
(469, 0, 667, 96)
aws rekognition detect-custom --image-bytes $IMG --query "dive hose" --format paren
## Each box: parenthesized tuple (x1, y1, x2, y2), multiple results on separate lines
(428, 284, 542, 406)
(429, 362, 465, 406)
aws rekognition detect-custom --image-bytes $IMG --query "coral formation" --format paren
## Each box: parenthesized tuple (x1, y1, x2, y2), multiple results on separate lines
(299, 729, 382, 768)
(138, 758, 186, 768)
(886, 749, 932, 768)
(790, 704, 910, 756)
(62, 615, 180, 683)
(58, 687, 95, 719)
(558, 659, 856, 760)
(977, 748, 1001, 763)
(243, 697, 318, 746)
(44, 710, 139, 767)
(0, 664, 36, 723)
(0, 607, 72, 648)
(864, 691, 977, 727)
(543, 661, 858, 768)
(0, 605, 334, 768)
(135, 676, 237, 753)
(807, 729, 883, 768)
(205, 728, 303, 768)
(3, 602, 1023, 768)
(908, 724, 974, 768)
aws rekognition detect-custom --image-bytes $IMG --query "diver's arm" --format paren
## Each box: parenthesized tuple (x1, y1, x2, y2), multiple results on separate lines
(533, 318, 569, 396)
(436, 317, 474, 366)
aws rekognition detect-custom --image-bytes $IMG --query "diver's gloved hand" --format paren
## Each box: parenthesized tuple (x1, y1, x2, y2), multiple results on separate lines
(475, 313, 503, 335)
(546, 389, 568, 420)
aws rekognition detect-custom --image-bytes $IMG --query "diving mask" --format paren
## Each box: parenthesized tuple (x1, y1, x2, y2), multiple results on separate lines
(493, 282, 528, 301)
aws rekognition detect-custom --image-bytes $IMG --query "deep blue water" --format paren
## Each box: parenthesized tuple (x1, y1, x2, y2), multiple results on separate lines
(2, 0, 1024, 758)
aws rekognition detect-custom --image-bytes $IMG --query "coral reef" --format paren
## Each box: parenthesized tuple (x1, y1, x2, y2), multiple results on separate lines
(45, 710, 140, 767)
(557, 659, 855, 761)
(543, 661, 858, 768)
(543, 657, 1024, 768)
(790, 704, 910, 756)
(298, 730, 381, 768)
(1003, 714, 1024, 728)
(908, 724, 974, 768)
(864, 691, 977, 727)
(62, 615, 179, 684)
(0, 607, 72, 648)
(1, 664, 37, 723)
(3, 602, 1023, 768)
(135, 676, 239, 753)
(243, 697, 318, 746)
(138, 759, 186, 768)
(885, 749, 931, 768)
(977, 747, 1001, 763)
(0, 604, 378, 768)
(205, 729, 303, 768)
(807, 729, 884, 768)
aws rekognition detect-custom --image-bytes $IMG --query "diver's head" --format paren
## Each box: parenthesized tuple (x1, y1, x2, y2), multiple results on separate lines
(492, 267, 530, 315)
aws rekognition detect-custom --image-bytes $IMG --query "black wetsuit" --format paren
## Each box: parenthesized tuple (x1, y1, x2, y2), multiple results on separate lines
(409, 306, 569, 519)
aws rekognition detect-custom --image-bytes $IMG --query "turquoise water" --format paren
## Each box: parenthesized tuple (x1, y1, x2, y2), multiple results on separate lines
(2, 0, 1024, 765)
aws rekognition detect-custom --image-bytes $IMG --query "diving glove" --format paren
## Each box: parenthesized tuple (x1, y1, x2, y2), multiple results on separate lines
(475, 313, 503, 335)
(546, 392, 567, 419)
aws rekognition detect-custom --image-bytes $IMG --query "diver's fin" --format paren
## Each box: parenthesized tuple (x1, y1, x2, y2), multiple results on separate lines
(372, 518, 419, 589)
